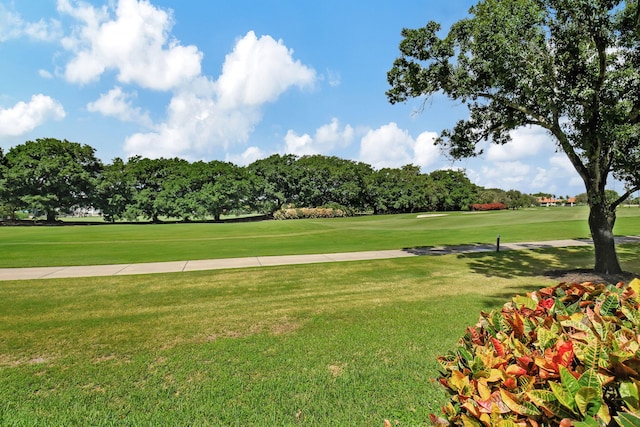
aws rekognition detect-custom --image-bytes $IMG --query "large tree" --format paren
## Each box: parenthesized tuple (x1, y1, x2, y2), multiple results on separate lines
(2, 138, 102, 221)
(387, 0, 640, 274)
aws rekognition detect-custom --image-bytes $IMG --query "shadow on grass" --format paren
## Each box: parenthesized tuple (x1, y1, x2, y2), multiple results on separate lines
(456, 247, 587, 279)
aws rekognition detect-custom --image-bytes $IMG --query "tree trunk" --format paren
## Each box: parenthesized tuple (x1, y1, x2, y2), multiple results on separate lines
(588, 200, 622, 274)
(46, 211, 56, 222)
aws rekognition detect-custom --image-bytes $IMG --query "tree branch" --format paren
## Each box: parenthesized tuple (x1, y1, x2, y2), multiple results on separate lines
(611, 184, 640, 210)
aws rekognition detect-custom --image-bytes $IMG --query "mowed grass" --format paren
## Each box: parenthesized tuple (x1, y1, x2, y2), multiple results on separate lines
(2, 244, 639, 426)
(1, 206, 640, 268)
(1, 208, 639, 425)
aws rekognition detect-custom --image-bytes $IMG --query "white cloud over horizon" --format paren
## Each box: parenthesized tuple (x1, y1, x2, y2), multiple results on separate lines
(0, 95, 66, 137)
(284, 118, 354, 156)
(359, 122, 440, 170)
(486, 126, 555, 162)
(123, 31, 317, 159)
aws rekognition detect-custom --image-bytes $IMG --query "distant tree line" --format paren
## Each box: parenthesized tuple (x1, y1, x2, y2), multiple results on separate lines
(0, 138, 539, 222)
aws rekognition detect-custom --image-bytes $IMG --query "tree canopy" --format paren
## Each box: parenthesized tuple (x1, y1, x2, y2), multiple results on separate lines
(0, 139, 540, 223)
(387, 0, 640, 273)
(1, 138, 102, 222)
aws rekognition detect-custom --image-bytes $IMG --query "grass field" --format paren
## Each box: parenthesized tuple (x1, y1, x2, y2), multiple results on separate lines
(1, 207, 639, 425)
(2, 206, 640, 268)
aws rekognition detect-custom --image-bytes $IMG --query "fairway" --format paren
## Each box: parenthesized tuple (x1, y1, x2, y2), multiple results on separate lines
(1, 209, 639, 425)
(2, 206, 639, 268)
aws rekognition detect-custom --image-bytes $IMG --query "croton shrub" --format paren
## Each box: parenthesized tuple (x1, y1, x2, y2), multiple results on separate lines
(432, 278, 640, 427)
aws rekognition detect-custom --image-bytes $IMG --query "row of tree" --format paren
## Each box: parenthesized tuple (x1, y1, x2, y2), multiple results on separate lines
(0, 138, 539, 222)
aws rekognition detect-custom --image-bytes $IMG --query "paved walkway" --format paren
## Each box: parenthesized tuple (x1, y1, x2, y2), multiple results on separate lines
(1, 236, 639, 281)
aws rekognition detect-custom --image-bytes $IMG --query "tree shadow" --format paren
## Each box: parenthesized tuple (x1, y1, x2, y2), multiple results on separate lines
(455, 247, 587, 279)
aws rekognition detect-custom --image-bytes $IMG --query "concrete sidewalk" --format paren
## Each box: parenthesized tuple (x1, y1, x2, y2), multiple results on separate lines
(1, 236, 638, 281)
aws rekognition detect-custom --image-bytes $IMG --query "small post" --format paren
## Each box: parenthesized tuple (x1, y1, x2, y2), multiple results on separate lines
(496, 234, 501, 252)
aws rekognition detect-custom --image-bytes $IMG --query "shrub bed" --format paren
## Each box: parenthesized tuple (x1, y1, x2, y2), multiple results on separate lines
(432, 279, 640, 426)
(273, 206, 351, 220)
(469, 203, 508, 211)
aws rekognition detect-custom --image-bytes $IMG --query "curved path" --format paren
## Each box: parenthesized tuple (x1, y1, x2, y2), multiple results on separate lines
(1, 236, 639, 281)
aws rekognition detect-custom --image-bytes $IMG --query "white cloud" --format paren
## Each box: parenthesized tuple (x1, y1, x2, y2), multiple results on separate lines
(39, 69, 54, 79)
(359, 122, 441, 170)
(225, 146, 265, 166)
(0, 94, 65, 137)
(284, 130, 315, 156)
(486, 126, 554, 162)
(59, 0, 202, 90)
(216, 31, 315, 108)
(0, 4, 62, 42)
(413, 131, 440, 169)
(531, 154, 583, 195)
(124, 31, 317, 159)
(87, 86, 152, 126)
(284, 118, 354, 156)
(123, 76, 266, 159)
(470, 161, 532, 190)
(55, 1, 316, 159)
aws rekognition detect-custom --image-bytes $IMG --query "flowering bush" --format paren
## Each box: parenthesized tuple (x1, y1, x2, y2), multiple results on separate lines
(273, 206, 350, 220)
(469, 203, 507, 211)
(432, 279, 640, 426)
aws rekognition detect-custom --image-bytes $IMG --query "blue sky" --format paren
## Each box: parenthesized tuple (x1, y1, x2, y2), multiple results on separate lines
(0, 0, 611, 197)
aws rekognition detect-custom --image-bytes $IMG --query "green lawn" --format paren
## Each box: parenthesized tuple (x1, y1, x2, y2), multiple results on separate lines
(2, 244, 639, 426)
(1, 208, 639, 425)
(2, 206, 639, 268)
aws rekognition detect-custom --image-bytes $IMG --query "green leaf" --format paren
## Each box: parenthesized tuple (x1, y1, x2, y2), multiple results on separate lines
(575, 387, 602, 417)
(527, 389, 576, 419)
(513, 295, 537, 310)
(537, 327, 558, 349)
(574, 418, 600, 427)
(549, 381, 577, 414)
(582, 342, 603, 374)
(578, 368, 602, 390)
(458, 347, 473, 365)
(560, 366, 581, 397)
(615, 412, 640, 427)
(620, 381, 640, 409)
(561, 318, 591, 333)
(600, 294, 620, 317)
(621, 306, 640, 327)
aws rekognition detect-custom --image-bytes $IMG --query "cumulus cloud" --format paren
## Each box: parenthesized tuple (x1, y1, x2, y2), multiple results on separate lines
(359, 122, 440, 170)
(58, 0, 202, 90)
(56, 1, 316, 159)
(225, 146, 266, 166)
(284, 118, 354, 156)
(0, 4, 62, 42)
(486, 126, 554, 162)
(0, 94, 65, 137)
(124, 30, 317, 159)
(470, 161, 532, 190)
(87, 86, 152, 126)
(216, 31, 315, 108)
(531, 154, 583, 194)
(123, 82, 262, 159)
